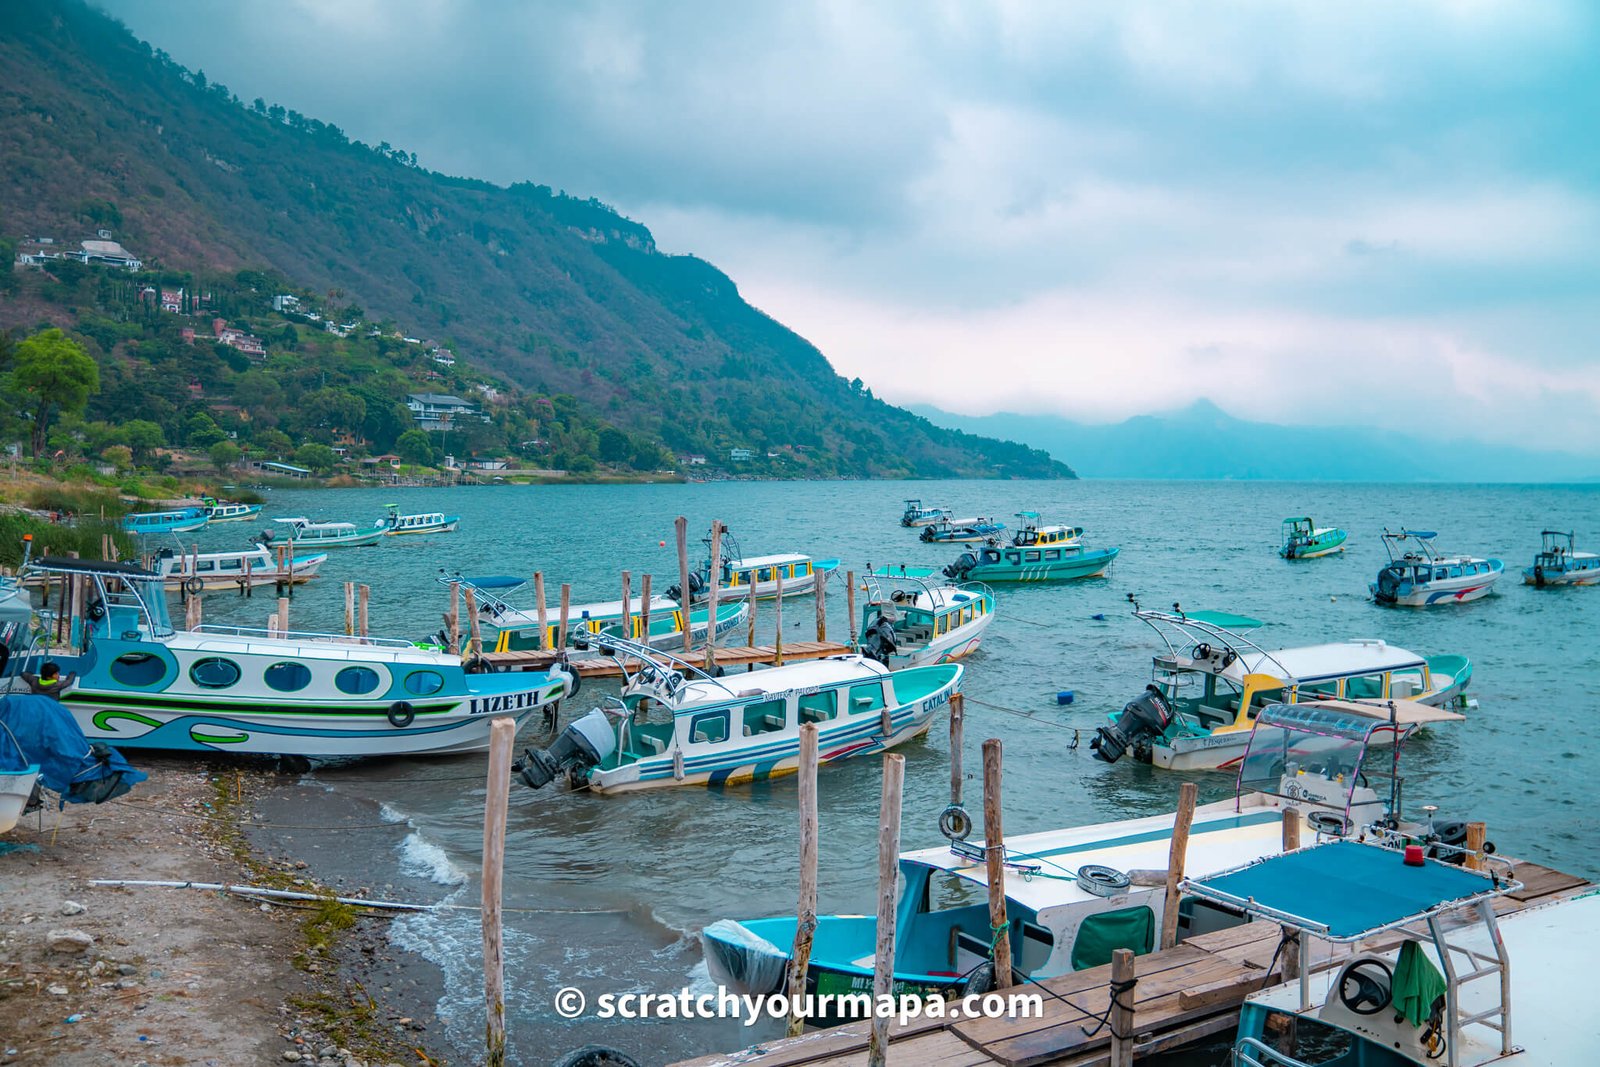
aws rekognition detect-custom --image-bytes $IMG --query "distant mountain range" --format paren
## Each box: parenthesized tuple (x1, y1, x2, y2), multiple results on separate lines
(911, 399, 1600, 482)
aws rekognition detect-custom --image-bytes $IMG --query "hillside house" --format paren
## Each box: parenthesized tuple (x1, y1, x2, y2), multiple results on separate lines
(430, 348, 456, 367)
(16, 234, 143, 271)
(211, 318, 266, 359)
(272, 294, 301, 312)
(406, 393, 485, 430)
(729, 448, 755, 461)
(682, 455, 707, 466)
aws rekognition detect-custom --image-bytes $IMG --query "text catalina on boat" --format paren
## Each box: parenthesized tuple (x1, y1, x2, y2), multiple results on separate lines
(444, 574, 747, 655)
(515, 634, 960, 795)
(383, 504, 459, 536)
(6, 556, 572, 758)
(272, 516, 386, 549)
(1090, 604, 1470, 771)
(1280, 516, 1347, 559)
(899, 499, 951, 527)
(704, 697, 1469, 1018)
(1524, 529, 1600, 587)
(857, 569, 994, 669)
(1372, 528, 1502, 606)
(918, 516, 1006, 544)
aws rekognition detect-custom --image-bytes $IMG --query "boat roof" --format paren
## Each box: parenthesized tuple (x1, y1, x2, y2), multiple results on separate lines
(170, 630, 450, 665)
(881, 586, 988, 613)
(1221, 639, 1428, 680)
(1268, 698, 1464, 727)
(460, 575, 528, 590)
(674, 655, 889, 706)
(30, 556, 160, 579)
(1184, 839, 1511, 941)
(728, 553, 810, 568)
(902, 796, 1287, 914)
(1139, 608, 1264, 631)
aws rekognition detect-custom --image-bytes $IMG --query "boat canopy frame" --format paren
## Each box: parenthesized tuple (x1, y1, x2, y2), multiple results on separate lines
(23, 555, 174, 639)
(1133, 604, 1286, 679)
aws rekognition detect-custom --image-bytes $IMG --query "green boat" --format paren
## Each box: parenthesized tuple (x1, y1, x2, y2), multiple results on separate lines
(943, 541, 1119, 582)
(1279, 517, 1347, 559)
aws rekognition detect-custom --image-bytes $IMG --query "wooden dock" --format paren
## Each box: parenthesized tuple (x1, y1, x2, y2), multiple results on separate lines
(671, 858, 1590, 1067)
(479, 641, 854, 678)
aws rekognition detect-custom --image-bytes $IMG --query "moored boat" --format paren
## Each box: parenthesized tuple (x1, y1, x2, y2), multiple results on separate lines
(383, 505, 459, 536)
(1011, 512, 1082, 549)
(1524, 529, 1600, 587)
(0, 724, 38, 835)
(670, 528, 837, 602)
(943, 540, 1119, 582)
(919, 516, 1006, 543)
(203, 499, 263, 523)
(515, 634, 960, 794)
(1279, 516, 1347, 559)
(273, 517, 387, 549)
(857, 570, 994, 668)
(123, 508, 209, 535)
(1372, 528, 1502, 606)
(158, 543, 327, 592)
(7, 556, 572, 758)
(1089, 605, 1470, 771)
(900, 499, 951, 527)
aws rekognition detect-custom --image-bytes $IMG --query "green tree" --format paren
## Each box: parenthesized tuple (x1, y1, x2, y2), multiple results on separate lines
(122, 419, 165, 464)
(185, 411, 227, 447)
(10, 329, 100, 456)
(299, 387, 366, 437)
(209, 439, 241, 471)
(294, 443, 339, 474)
(597, 426, 632, 465)
(100, 444, 132, 470)
(395, 428, 433, 467)
(254, 428, 293, 457)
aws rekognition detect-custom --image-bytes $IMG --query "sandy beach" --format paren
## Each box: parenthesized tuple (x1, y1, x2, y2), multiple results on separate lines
(0, 761, 451, 1066)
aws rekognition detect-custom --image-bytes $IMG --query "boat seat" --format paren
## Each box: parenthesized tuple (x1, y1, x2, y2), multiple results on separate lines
(636, 735, 667, 755)
(1192, 706, 1233, 729)
(799, 709, 829, 725)
(762, 713, 785, 730)
(742, 725, 753, 737)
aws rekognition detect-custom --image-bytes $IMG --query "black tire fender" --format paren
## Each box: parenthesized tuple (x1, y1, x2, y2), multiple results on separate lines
(387, 701, 415, 728)
(183, 576, 205, 596)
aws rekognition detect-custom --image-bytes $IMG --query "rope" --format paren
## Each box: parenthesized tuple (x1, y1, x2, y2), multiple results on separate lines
(963, 697, 1084, 745)
(1078, 975, 1139, 1040)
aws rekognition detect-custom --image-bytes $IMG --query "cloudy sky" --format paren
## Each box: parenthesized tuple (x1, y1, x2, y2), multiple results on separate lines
(101, 1, 1600, 451)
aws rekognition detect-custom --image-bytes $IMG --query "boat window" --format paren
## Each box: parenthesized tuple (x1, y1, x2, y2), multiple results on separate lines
(757, 568, 773, 583)
(1005, 552, 1021, 565)
(1343, 674, 1385, 700)
(740, 699, 787, 737)
(1045, 549, 1061, 561)
(404, 670, 445, 696)
(335, 666, 382, 695)
(1448, 566, 1461, 578)
(926, 870, 987, 912)
(110, 652, 168, 688)
(264, 661, 313, 692)
(189, 657, 240, 689)
(1415, 567, 1431, 582)
(798, 691, 836, 724)
(689, 711, 729, 745)
(800, 562, 812, 576)
(848, 682, 886, 713)
(1024, 550, 1041, 563)
(1070, 906, 1154, 971)
(1435, 567, 1449, 580)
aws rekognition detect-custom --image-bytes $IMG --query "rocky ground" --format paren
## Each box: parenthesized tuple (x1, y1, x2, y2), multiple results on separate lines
(0, 761, 448, 1066)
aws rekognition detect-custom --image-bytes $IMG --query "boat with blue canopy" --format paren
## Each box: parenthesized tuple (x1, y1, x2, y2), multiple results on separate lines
(123, 507, 209, 535)
(1524, 529, 1600, 587)
(900, 499, 951, 527)
(1373, 529, 1502, 606)
(856, 569, 994, 669)
(918, 516, 1006, 544)
(1280, 516, 1347, 559)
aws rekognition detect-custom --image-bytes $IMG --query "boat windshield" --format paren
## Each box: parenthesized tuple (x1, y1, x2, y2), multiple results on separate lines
(1235, 704, 1410, 824)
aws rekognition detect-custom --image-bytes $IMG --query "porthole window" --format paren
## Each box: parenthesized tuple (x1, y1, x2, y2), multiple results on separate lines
(264, 661, 313, 692)
(110, 652, 168, 688)
(335, 666, 381, 695)
(404, 670, 444, 696)
(190, 657, 241, 689)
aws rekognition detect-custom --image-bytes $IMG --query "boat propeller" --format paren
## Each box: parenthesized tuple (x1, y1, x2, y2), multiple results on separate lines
(516, 708, 616, 790)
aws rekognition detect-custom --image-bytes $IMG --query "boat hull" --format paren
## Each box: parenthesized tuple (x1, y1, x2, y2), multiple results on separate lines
(965, 547, 1119, 583)
(207, 505, 263, 523)
(699, 568, 829, 602)
(1523, 565, 1600, 587)
(887, 612, 993, 669)
(290, 530, 384, 548)
(1281, 532, 1347, 559)
(1372, 567, 1502, 606)
(385, 519, 459, 537)
(0, 766, 39, 835)
(163, 556, 326, 592)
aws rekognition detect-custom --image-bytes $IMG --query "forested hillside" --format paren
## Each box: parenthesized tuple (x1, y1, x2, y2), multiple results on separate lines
(0, 0, 1071, 480)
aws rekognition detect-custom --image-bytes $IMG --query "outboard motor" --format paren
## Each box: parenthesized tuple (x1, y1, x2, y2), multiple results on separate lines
(1090, 686, 1173, 764)
(943, 552, 976, 580)
(517, 709, 616, 790)
(861, 613, 898, 665)
(665, 572, 705, 604)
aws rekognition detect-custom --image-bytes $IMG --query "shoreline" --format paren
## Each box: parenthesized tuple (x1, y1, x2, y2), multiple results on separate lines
(0, 759, 453, 1067)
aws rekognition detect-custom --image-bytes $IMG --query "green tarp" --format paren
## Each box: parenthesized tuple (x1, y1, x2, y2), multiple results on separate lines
(1071, 906, 1154, 971)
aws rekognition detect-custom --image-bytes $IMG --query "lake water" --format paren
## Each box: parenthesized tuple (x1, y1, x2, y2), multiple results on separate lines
(185, 479, 1600, 1065)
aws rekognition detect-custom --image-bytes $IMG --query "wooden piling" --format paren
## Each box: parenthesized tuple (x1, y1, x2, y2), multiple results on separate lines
(277, 596, 290, 637)
(704, 522, 722, 672)
(558, 584, 571, 650)
(344, 582, 355, 636)
(1465, 821, 1487, 871)
(640, 575, 652, 646)
(949, 692, 964, 808)
(1160, 782, 1199, 951)
(621, 570, 632, 639)
(983, 738, 1013, 988)
(464, 587, 483, 657)
(242, 555, 252, 596)
(814, 568, 826, 642)
(867, 752, 906, 1067)
(1109, 949, 1137, 1067)
(1282, 808, 1302, 852)
(786, 723, 820, 1038)
(774, 568, 785, 665)
(534, 572, 549, 649)
(449, 580, 461, 655)
(747, 580, 758, 648)
(185, 588, 202, 631)
(481, 718, 514, 1067)
(846, 570, 857, 650)
(358, 584, 369, 638)
(676, 516, 692, 653)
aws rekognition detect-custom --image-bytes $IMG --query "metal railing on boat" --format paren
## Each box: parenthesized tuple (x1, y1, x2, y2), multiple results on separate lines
(189, 623, 417, 648)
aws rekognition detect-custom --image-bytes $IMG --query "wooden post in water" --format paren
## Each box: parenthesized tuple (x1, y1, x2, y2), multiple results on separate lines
(746, 581, 758, 651)
(846, 570, 857, 650)
(704, 521, 722, 672)
(448, 580, 461, 655)
(1465, 821, 1487, 872)
(286, 539, 296, 596)
(534, 572, 549, 650)
(464, 587, 483, 657)
(866, 752, 905, 1067)
(620, 570, 632, 640)
(358, 584, 369, 639)
(1109, 949, 1137, 1067)
(774, 569, 785, 665)
(676, 516, 692, 654)
(481, 718, 514, 1067)
(1160, 782, 1199, 951)
(558, 584, 571, 650)
(344, 582, 355, 636)
(786, 724, 820, 1038)
(983, 738, 1013, 988)
(949, 693, 965, 808)
(814, 568, 826, 642)
(277, 595, 290, 637)
(639, 575, 652, 647)
(242, 555, 253, 597)
(185, 587, 202, 631)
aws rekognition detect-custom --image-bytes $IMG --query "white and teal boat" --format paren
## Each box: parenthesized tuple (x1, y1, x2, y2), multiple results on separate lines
(8, 556, 572, 759)
(516, 634, 961, 795)
(671, 528, 838, 602)
(203, 499, 263, 524)
(158, 543, 327, 593)
(273, 516, 387, 549)
(943, 539, 1119, 582)
(447, 575, 747, 656)
(1090, 605, 1470, 771)
(1373, 529, 1502, 607)
(704, 699, 1454, 1020)
(383, 505, 459, 536)
(919, 516, 1006, 544)
(900, 499, 951, 527)
(857, 570, 994, 669)
(1280, 516, 1347, 559)
(1525, 529, 1600, 587)
(123, 508, 209, 535)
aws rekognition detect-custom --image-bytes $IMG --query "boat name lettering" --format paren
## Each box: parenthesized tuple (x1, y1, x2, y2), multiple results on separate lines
(469, 690, 544, 716)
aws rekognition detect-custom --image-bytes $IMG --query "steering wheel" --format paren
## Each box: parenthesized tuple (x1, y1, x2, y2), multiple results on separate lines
(1338, 959, 1394, 1016)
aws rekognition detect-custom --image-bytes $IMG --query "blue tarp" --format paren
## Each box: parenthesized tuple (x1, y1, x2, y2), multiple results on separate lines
(0, 694, 145, 805)
(460, 575, 527, 590)
(1188, 840, 1501, 939)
